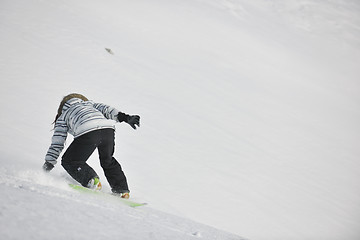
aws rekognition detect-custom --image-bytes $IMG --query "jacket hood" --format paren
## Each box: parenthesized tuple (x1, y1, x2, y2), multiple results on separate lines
(61, 98, 84, 113)
(54, 93, 88, 123)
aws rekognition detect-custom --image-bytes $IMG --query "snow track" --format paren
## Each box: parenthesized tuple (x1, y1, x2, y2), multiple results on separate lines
(0, 169, 244, 240)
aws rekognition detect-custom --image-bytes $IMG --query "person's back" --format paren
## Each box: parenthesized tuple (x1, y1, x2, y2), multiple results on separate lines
(55, 97, 119, 138)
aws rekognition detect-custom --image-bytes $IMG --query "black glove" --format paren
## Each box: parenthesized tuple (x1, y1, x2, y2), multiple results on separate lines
(117, 112, 140, 129)
(43, 161, 54, 172)
(126, 115, 140, 130)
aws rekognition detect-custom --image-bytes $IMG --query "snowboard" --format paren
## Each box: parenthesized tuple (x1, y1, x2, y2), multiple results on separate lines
(69, 183, 147, 208)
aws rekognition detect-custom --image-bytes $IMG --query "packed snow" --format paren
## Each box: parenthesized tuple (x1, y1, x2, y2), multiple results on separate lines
(1, 0, 360, 239)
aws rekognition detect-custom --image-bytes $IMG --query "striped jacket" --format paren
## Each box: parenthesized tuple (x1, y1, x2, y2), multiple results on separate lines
(45, 98, 125, 165)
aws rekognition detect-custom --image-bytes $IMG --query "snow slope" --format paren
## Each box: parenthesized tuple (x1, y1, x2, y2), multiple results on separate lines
(1, 0, 360, 239)
(0, 168, 242, 240)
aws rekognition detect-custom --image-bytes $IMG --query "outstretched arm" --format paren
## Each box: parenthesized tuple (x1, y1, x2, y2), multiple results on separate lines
(93, 102, 140, 129)
(92, 102, 119, 120)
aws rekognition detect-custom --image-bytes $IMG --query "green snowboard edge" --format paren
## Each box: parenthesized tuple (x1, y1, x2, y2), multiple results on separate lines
(69, 183, 147, 207)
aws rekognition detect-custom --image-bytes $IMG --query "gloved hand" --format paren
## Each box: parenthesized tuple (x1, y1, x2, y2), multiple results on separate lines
(43, 161, 54, 172)
(126, 115, 140, 130)
(117, 112, 140, 130)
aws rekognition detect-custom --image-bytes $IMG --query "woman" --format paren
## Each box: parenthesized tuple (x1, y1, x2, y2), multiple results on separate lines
(43, 93, 140, 199)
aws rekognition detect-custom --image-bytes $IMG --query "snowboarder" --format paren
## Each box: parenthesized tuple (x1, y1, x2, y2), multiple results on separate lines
(43, 93, 140, 199)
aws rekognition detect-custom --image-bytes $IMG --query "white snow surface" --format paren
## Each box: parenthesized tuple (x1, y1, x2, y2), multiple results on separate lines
(1, 0, 360, 239)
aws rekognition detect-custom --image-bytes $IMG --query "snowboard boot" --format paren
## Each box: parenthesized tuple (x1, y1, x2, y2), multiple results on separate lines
(112, 189, 130, 199)
(87, 177, 102, 190)
(120, 192, 130, 199)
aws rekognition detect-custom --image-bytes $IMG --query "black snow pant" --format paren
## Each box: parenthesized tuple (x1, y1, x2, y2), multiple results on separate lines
(61, 128, 129, 193)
